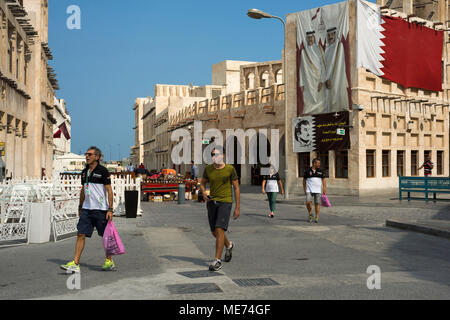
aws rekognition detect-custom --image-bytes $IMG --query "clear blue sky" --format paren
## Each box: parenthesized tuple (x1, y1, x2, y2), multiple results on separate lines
(48, 0, 343, 161)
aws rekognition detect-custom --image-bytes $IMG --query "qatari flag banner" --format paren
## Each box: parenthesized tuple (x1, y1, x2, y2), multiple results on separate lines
(357, 0, 444, 92)
(296, 1, 351, 116)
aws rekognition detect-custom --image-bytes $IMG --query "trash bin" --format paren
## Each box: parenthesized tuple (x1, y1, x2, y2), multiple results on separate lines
(198, 189, 204, 202)
(29, 203, 51, 244)
(125, 190, 138, 218)
(178, 183, 185, 204)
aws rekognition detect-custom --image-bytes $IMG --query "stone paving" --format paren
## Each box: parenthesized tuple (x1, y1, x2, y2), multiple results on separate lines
(1, 189, 449, 300)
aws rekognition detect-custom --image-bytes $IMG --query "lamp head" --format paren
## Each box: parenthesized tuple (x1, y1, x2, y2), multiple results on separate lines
(247, 9, 273, 20)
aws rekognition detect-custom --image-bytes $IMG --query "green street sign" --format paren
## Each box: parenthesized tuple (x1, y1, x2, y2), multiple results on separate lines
(337, 128, 345, 136)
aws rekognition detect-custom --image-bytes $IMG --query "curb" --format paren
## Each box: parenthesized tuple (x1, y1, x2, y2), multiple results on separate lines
(386, 220, 450, 240)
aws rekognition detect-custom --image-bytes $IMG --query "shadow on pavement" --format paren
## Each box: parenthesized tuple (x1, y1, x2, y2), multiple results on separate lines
(279, 218, 309, 223)
(244, 213, 267, 218)
(160, 255, 209, 267)
(432, 205, 450, 220)
(47, 258, 104, 272)
(386, 201, 450, 288)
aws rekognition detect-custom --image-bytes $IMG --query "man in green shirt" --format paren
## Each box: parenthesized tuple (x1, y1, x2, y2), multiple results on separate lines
(200, 146, 240, 271)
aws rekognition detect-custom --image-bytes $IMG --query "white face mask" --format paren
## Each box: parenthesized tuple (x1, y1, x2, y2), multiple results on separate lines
(212, 151, 224, 164)
(213, 156, 224, 165)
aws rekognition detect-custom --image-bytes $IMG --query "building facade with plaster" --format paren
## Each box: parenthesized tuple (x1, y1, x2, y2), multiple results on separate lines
(167, 0, 449, 195)
(283, 0, 449, 195)
(0, 0, 58, 180)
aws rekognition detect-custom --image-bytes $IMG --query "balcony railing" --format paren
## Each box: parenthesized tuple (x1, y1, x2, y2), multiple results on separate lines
(170, 83, 285, 128)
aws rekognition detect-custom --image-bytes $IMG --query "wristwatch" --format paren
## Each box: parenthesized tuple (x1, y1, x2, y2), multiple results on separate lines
(108, 208, 114, 213)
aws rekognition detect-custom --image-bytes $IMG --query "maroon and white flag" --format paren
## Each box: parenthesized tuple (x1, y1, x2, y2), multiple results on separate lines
(357, 0, 444, 92)
(53, 122, 71, 140)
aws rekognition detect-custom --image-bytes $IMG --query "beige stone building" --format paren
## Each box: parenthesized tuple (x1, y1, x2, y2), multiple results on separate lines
(142, 84, 226, 171)
(0, 0, 58, 180)
(212, 60, 256, 94)
(166, 0, 449, 196)
(168, 60, 286, 182)
(283, 0, 449, 195)
(131, 97, 150, 166)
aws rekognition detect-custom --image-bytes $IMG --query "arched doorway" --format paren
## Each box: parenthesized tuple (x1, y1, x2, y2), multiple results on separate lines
(246, 73, 255, 90)
(275, 69, 283, 84)
(226, 135, 242, 184)
(260, 71, 270, 88)
(249, 132, 271, 185)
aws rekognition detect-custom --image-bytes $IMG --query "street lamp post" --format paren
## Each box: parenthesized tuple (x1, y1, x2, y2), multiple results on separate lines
(247, 9, 289, 199)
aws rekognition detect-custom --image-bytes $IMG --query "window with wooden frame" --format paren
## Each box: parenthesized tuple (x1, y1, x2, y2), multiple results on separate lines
(382, 150, 391, 177)
(437, 151, 443, 175)
(318, 152, 329, 178)
(411, 150, 418, 176)
(397, 151, 405, 177)
(335, 150, 348, 178)
(298, 153, 310, 178)
(366, 150, 375, 178)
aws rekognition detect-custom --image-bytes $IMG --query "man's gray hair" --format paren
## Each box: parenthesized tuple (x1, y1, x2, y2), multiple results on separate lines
(88, 146, 103, 161)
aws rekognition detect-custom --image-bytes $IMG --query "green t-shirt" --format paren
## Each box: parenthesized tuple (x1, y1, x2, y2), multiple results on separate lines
(202, 164, 239, 203)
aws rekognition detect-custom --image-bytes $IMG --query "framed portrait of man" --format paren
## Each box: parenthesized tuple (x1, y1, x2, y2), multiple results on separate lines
(293, 116, 316, 153)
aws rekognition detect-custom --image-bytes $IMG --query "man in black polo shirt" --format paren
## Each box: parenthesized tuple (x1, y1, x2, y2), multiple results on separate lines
(303, 158, 327, 223)
(61, 146, 115, 273)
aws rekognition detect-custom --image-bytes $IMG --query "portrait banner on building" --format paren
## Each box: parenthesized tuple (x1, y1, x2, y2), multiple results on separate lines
(296, 1, 351, 116)
(293, 111, 350, 153)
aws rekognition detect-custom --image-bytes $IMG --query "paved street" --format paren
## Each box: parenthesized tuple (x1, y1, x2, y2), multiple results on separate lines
(1, 189, 450, 300)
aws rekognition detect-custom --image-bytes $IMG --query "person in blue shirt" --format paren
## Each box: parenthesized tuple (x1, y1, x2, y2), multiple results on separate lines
(191, 161, 198, 180)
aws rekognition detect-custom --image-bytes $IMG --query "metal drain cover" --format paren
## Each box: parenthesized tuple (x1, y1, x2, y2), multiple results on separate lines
(167, 283, 222, 294)
(178, 270, 224, 279)
(233, 278, 280, 287)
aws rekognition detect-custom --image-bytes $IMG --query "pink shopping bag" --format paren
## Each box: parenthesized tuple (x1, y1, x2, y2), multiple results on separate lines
(102, 221, 126, 256)
(321, 194, 331, 207)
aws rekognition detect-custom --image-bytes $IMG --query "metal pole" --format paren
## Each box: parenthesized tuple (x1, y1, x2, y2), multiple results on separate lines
(282, 20, 289, 200)
(273, 16, 289, 200)
(247, 11, 289, 199)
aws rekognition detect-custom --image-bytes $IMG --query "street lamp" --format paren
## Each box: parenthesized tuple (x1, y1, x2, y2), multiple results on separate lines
(247, 9, 289, 199)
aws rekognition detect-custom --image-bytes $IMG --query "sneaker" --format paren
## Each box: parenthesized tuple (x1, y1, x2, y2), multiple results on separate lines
(209, 259, 222, 272)
(60, 261, 80, 274)
(309, 215, 313, 223)
(314, 218, 319, 224)
(224, 242, 234, 262)
(102, 258, 115, 271)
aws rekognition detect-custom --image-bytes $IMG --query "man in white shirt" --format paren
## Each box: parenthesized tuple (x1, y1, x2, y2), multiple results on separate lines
(303, 158, 327, 223)
(60, 146, 115, 273)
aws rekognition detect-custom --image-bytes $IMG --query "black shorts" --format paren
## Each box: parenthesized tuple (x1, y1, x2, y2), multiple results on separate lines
(207, 201, 232, 232)
(77, 209, 108, 238)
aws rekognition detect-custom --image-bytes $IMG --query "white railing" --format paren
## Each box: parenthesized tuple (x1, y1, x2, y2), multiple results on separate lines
(0, 201, 30, 246)
(51, 197, 79, 242)
(0, 174, 143, 246)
